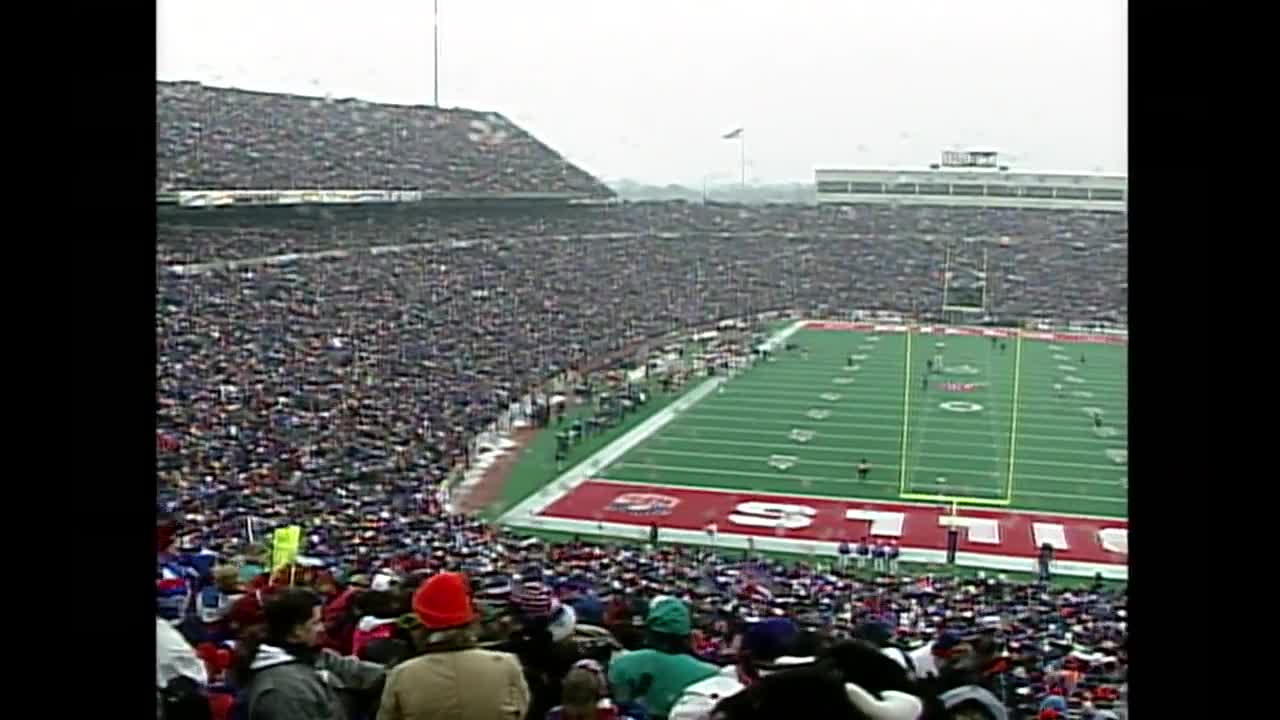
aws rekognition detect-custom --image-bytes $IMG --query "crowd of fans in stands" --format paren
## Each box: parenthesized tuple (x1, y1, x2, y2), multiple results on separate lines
(159, 519, 1126, 720)
(157, 82, 611, 196)
(157, 83, 1127, 720)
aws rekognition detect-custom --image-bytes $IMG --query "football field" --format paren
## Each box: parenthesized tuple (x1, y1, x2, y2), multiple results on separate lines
(502, 321, 1129, 578)
(606, 325, 1127, 517)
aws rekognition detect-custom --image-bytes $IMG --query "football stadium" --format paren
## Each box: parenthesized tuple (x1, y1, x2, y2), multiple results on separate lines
(157, 6, 1128, 719)
(500, 321, 1128, 580)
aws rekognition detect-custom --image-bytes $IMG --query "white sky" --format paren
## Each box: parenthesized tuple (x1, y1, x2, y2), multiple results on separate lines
(157, 0, 1126, 185)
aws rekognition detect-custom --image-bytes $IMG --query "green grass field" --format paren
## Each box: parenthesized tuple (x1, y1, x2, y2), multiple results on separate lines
(594, 328, 1127, 518)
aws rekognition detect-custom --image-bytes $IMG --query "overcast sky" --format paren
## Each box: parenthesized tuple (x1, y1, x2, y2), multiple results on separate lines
(157, 0, 1126, 185)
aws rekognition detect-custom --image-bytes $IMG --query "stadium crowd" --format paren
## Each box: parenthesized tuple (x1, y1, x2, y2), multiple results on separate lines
(157, 82, 610, 196)
(157, 84, 1127, 720)
(159, 521, 1126, 720)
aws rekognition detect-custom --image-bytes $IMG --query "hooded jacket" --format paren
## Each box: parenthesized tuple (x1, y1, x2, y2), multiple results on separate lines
(243, 644, 385, 720)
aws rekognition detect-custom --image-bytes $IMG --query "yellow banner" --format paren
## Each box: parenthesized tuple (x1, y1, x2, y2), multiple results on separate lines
(271, 525, 303, 572)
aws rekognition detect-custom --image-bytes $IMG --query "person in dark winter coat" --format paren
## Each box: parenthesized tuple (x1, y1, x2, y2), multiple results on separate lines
(709, 639, 943, 720)
(232, 588, 386, 720)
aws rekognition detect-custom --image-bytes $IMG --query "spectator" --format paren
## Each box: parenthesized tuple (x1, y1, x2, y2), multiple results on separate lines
(377, 571, 530, 720)
(501, 581, 583, 719)
(158, 616, 211, 720)
(939, 686, 1008, 720)
(709, 639, 933, 720)
(159, 523, 196, 628)
(546, 660, 623, 720)
(609, 597, 721, 719)
(669, 618, 803, 720)
(351, 590, 407, 661)
(854, 618, 915, 677)
(231, 588, 385, 720)
(908, 630, 966, 681)
(197, 565, 245, 642)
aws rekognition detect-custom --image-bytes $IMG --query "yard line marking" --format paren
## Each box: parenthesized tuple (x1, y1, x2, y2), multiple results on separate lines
(736, 376, 1130, 392)
(618, 453, 1126, 486)
(662, 425, 1116, 457)
(696, 397, 1126, 425)
(680, 412, 1131, 435)
(605, 464, 1127, 503)
(706, 394, 1129, 416)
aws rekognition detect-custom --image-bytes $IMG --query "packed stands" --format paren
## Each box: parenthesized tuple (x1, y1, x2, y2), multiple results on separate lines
(156, 81, 612, 196)
(157, 83, 1127, 720)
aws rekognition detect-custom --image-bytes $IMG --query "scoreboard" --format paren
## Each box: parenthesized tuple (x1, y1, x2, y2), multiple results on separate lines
(939, 148, 1001, 169)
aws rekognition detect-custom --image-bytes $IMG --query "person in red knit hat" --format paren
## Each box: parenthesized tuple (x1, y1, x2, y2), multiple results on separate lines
(377, 572, 530, 720)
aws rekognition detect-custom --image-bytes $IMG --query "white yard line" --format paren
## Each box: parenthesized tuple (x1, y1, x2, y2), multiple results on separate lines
(697, 396, 1128, 425)
(681, 413, 1128, 442)
(660, 425, 1113, 457)
(637, 435, 1122, 470)
(497, 320, 806, 525)
(498, 319, 1129, 581)
(612, 460, 1127, 490)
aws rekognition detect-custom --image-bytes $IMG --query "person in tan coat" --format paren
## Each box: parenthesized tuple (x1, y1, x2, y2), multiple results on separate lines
(377, 572, 530, 720)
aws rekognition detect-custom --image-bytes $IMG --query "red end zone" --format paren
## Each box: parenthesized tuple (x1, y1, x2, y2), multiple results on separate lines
(802, 321, 1126, 347)
(536, 480, 1128, 568)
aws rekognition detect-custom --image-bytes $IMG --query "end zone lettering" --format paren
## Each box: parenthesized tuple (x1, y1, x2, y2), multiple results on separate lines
(536, 481, 1128, 566)
(801, 320, 1125, 346)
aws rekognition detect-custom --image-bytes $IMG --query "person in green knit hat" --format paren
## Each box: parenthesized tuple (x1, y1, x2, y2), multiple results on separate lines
(608, 596, 720, 719)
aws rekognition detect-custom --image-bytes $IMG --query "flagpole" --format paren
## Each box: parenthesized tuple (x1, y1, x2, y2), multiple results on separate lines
(739, 133, 745, 188)
(433, 0, 440, 106)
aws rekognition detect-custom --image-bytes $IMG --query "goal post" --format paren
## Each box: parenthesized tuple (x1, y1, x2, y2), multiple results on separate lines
(940, 246, 989, 320)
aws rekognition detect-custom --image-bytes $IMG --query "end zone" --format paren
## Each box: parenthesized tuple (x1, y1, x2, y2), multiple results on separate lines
(506, 479, 1127, 580)
(802, 320, 1126, 347)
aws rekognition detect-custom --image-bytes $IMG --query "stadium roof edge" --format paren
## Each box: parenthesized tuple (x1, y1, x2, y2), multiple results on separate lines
(157, 79, 520, 121)
(815, 166, 1128, 180)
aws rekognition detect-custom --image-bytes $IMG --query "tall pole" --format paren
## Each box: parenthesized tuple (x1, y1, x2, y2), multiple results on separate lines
(433, 0, 440, 106)
(739, 133, 746, 188)
(981, 248, 990, 313)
